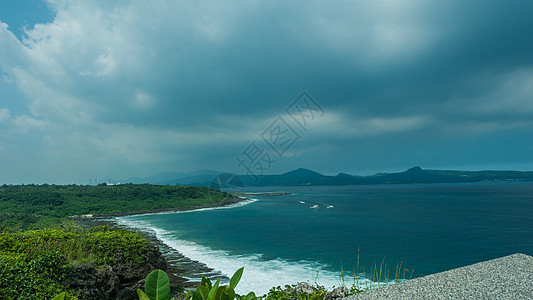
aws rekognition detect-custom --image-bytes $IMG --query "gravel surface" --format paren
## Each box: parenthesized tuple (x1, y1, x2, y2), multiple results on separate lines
(344, 253, 533, 300)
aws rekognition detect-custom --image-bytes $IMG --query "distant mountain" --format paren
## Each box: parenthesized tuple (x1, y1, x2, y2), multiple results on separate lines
(240, 168, 327, 186)
(362, 166, 533, 185)
(155, 170, 222, 186)
(281, 168, 324, 178)
(128, 166, 533, 187)
(238, 166, 533, 187)
(125, 170, 220, 185)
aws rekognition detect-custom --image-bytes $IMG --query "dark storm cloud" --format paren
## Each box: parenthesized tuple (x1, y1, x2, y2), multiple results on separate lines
(1, 0, 533, 183)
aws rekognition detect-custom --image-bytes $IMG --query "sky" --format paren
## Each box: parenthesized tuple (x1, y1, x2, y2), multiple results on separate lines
(1, 0, 533, 184)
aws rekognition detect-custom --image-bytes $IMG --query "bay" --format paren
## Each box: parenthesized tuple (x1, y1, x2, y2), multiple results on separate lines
(116, 182, 533, 294)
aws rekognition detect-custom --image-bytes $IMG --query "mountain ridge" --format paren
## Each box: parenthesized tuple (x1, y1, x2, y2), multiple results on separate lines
(125, 166, 533, 187)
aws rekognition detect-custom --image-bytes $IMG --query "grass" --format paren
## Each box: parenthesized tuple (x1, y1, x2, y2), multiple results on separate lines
(336, 248, 414, 293)
(260, 249, 414, 300)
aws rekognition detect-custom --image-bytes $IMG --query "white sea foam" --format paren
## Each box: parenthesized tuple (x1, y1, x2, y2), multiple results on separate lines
(115, 216, 383, 295)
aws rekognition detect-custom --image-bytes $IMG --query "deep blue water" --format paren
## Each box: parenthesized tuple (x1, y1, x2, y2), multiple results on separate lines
(117, 182, 533, 294)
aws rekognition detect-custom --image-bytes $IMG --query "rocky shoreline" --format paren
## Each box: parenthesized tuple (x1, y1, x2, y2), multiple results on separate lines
(71, 196, 252, 297)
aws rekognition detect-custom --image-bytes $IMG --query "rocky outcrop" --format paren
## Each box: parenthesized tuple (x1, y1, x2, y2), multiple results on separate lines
(68, 264, 119, 299)
(68, 244, 167, 300)
(324, 287, 350, 300)
(281, 283, 350, 300)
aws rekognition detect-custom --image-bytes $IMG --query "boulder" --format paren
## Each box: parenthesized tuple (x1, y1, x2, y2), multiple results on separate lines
(69, 264, 119, 299)
(324, 287, 350, 300)
(68, 244, 169, 299)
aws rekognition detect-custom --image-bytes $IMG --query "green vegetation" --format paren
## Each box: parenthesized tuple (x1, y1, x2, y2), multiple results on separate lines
(0, 184, 233, 230)
(338, 249, 413, 292)
(185, 267, 259, 300)
(0, 183, 413, 300)
(51, 292, 78, 300)
(264, 285, 326, 300)
(0, 183, 236, 299)
(136, 268, 258, 300)
(261, 251, 413, 300)
(0, 225, 149, 299)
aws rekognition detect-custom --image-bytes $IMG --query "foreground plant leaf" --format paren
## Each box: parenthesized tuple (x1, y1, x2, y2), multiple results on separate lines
(207, 278, 221, 300)
(137, 289, 151, 300)
(230, 267, 244, 289)
(144, 269, 171, 300)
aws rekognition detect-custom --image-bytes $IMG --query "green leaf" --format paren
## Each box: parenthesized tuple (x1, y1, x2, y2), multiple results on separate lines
(201, 276, 212, 289)
(184, 290, 193, 300)
(51, 292, 66, 300)
(207, 278, 221, 300)
(193, 290, 205, 300)
(224, 286, 236, 300)
(144, 269, 171, 300)
(200, 285, 211, 299)
(245, 292, 257, 300)
(215, 286, 225, 300)
(137, 289, 151, 300)
(221, 292, 230, 300)
(230, 268, 244, 289)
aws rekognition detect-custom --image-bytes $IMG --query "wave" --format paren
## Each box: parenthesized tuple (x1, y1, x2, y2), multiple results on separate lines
(114, 216, 385, 295)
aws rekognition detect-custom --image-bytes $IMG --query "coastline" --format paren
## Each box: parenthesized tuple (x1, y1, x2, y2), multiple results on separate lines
(72, 195, 254, 289)
(67, 185, 533, 298)
(74, 196, 248, 219)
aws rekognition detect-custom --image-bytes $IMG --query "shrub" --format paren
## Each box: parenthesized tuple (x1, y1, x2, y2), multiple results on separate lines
(83, 226, 148, 265)
(0, 251, 70, 299)
(1, 225, 150, 299)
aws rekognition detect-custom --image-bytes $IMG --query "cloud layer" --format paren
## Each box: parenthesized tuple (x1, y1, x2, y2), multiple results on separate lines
(1, 0, 533, 183)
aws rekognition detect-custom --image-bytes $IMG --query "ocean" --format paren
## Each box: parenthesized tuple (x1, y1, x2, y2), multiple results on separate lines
(115, 182, 533, 295)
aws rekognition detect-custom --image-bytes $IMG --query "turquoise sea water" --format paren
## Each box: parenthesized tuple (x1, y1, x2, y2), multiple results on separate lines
(116, 182, 533, 294)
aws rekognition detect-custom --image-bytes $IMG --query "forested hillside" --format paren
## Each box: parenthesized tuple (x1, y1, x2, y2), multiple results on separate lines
(0, 184, 232, 230)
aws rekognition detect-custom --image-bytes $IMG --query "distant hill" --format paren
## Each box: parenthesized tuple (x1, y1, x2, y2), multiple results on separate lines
(238, 166, 533, 186)
(130, 166, 533, 187)
(240, 168, 327, 186)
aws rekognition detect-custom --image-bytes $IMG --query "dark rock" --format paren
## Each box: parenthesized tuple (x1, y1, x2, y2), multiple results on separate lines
(324, 287, 350, 300)
(69, 264, 119, 299)
(68, 244, 170, 299)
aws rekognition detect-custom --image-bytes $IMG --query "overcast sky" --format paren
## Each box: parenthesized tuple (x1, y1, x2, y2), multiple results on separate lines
(1, 0, 533, 184)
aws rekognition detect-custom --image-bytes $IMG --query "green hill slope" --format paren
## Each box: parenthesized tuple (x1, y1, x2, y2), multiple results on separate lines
(0, 184, 232, 230)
